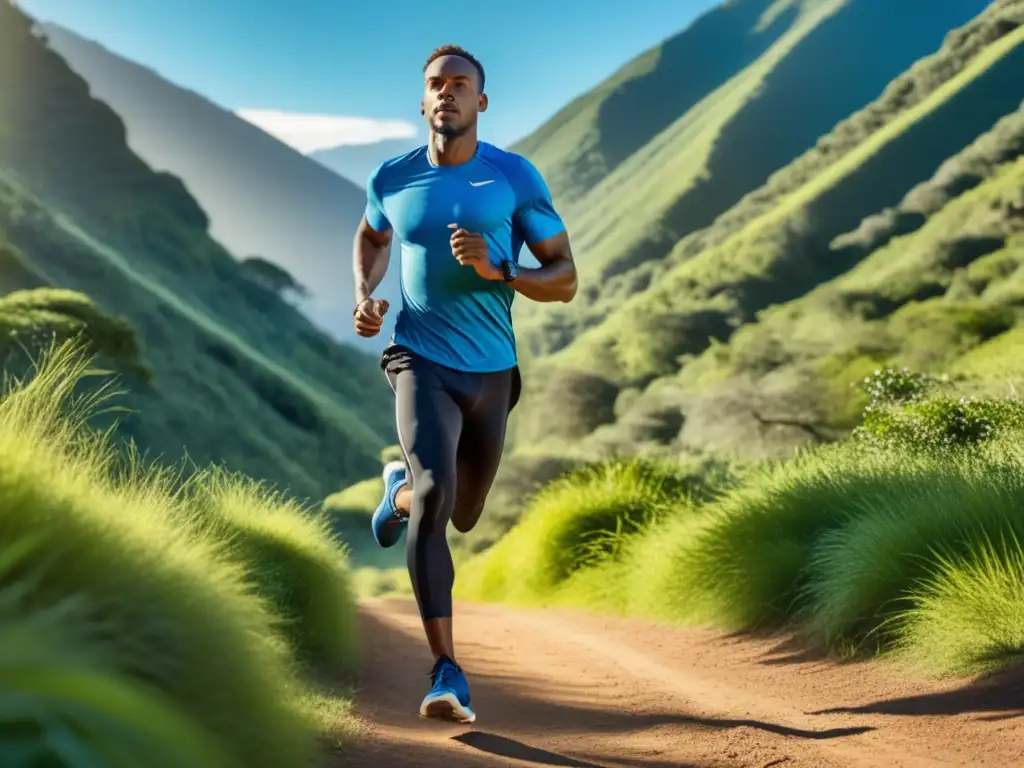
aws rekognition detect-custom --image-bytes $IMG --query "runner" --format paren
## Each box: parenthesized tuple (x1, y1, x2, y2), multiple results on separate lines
(350, 44, 577, 724)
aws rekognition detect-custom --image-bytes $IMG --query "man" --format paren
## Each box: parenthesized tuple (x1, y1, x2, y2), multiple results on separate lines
(350, 44, 577, 724)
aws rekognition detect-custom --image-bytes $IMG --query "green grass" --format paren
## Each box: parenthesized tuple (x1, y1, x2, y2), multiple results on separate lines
(455, 457, 717, 605)
(0, 340, 363, 765)
(0, 570, 235, 768)
(799, 450, 1024, 653)
(893, 530, 1024, 676)
(179, 468, 361, 676)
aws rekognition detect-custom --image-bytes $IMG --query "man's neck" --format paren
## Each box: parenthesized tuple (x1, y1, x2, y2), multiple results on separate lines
(428, 130, 478, 167)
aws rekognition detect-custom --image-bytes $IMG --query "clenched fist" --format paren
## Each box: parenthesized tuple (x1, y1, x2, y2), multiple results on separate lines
(449, 223, 501, 281)
(353, 298, 389, 338)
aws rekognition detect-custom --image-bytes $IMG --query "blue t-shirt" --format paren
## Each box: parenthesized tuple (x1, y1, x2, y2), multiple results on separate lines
(364, 141, 565, 373)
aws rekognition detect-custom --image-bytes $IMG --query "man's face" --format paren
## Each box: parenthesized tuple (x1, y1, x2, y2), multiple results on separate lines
(422, 55, 487, 137)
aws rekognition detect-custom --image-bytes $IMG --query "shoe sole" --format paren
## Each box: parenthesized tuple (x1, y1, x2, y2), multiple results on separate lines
(420, 693, 476, 724)
(382, 460, 406, 482)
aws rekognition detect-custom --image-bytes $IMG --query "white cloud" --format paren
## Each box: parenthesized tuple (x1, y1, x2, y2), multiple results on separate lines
(235, 109, 419, 154)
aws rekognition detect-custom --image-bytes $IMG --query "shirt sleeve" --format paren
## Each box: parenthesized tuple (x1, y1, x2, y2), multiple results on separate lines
(511, 156, 565, 245)
(364, 164, 392, 233)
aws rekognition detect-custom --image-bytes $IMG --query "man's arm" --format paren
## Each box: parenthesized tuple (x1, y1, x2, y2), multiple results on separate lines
(508, 156, 577, 304)
(508, 231, 577, 303)
(353, 215, 392, 305)
(352, 165, 394, 337)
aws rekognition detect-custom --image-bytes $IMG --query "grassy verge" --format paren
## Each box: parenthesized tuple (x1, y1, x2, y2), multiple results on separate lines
(456, 368, 1024, 678)
(0, 341, 362, 766)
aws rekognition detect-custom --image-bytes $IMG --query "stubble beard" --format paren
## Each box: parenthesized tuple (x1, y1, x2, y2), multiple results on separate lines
(433, 121, 468, 139)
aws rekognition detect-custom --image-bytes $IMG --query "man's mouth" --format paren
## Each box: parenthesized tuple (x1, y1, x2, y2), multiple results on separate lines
(435, 104, 458, 115)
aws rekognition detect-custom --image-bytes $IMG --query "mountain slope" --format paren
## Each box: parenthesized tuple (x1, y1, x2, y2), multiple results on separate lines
(660, 118, 1024, 460)
(558, 1, 1024, 380)
(512, 0, 812, 207)
(511, 0, 992, 357)
(0, 3, 394, 502)
(36, 21, 402, 347)
(508, 0, 1024, 452)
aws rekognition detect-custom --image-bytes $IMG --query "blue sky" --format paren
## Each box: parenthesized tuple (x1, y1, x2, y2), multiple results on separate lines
(18, 0, 719, 152)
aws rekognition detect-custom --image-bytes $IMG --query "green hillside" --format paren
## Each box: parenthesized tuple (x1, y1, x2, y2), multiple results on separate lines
(512, 0, 1024, 455)
(0, 4, 393, 503)
(511, 0, 992, 358)
(37, 21, 404, 348)
(614, 127, 1024, 460)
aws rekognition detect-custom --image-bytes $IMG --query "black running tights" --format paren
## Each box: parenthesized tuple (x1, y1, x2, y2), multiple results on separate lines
(382, 344, 520, 621)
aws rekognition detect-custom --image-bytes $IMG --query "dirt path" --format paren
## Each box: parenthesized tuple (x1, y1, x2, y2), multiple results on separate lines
(331, 597, 1024, 768)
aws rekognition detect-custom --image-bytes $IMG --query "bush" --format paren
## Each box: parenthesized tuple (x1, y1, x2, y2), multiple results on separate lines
(0, 287, 152, 380)
(853, 365, 1024, 450)
(859, 366, 941, 404)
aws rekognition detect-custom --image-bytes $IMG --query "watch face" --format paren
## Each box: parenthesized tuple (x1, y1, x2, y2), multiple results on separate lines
(503, 260, 519, 282)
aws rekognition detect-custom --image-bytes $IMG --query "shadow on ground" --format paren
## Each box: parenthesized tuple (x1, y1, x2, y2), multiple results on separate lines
(452, 731, 608, 767)
(810, 665, 1024, 722)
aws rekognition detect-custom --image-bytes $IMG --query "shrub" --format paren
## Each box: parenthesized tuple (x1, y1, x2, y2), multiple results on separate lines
(856, 393, 1024, 451)
(859, 366, 941, 404)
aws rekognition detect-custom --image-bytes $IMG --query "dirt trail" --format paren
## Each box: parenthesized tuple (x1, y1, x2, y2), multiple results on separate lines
(332, 597, 1024, 768)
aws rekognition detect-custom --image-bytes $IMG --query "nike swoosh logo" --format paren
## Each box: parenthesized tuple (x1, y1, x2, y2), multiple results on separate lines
(469, 180, 495, 187)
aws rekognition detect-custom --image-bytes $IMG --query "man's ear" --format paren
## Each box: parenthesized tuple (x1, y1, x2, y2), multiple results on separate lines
(478, 93, 489, 113)
(420, 98, 426, 115)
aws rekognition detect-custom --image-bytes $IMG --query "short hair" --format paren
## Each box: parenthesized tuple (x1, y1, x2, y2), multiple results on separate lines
(423, 45, 485, 91)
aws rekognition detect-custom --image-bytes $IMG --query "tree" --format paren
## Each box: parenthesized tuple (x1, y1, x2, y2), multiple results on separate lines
(239, 256, 310, 301)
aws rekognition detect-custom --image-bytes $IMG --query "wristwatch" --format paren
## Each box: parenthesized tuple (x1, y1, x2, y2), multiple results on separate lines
(500, 260, 520, 283)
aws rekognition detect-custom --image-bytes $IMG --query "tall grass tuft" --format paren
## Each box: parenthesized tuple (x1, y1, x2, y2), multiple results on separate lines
(800, 451, 1024, 653)
(0, 340, 356, 766)
(0, 535, 235, 768)
(182, 467, 361, 676)
(649, 445, 909, 631)
(456, 458, 698, 604)
(893, 529, 1024, 676)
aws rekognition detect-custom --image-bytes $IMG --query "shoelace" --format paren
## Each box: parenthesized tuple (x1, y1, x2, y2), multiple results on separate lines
(430, 658, 459, 687)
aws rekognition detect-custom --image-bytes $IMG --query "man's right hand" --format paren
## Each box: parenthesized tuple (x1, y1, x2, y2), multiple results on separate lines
(353, 298, 389, 337)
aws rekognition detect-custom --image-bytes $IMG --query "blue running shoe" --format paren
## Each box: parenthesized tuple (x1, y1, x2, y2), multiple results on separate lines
(371, 461, 408, 548)
(419, 655, 476, 723)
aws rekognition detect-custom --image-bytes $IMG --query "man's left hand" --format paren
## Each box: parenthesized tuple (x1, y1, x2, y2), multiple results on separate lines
(449, 224, 501, 281)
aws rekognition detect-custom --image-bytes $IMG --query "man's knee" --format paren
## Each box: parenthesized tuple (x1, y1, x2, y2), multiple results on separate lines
(451, 500, 485, 534)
